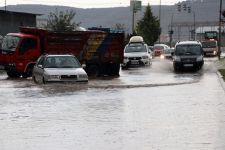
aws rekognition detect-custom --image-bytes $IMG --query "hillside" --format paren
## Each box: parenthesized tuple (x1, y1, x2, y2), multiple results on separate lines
(0, 0, 223, 38)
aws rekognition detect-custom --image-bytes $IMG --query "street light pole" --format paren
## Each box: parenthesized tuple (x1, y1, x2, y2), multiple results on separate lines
(159, 0, 162, 43)
(131, 0, 136, 35)
(218, 0, 222, 60)
(193, 11, 196, 40)
(169, 13, 174, 47)
(5, 0, 6, 11)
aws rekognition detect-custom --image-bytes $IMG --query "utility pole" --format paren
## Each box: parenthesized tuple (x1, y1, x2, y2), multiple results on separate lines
(159, 0, 162, 43)
(169, 13, 174, 47)
(5, 0, 6, 11)
(193, 11, 196, 40)
(132, 2, 136, 35)
(218, 0, 222, 60)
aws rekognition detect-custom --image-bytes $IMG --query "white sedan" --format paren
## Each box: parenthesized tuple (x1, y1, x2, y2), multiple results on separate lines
(32, 54, 88, 84)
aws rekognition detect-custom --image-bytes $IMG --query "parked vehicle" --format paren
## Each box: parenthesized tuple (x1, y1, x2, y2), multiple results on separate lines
(153, 44, 169, 56)
(122, 36, 152, 69)
(173, 41, 204, 71)
(160, 48, 174, 59)
(0, 27, 124, 78)
(201, 39, 218, 56)
(32, 54, 88, 83)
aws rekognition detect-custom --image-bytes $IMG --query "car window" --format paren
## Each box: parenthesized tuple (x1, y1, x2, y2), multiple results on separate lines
(154, 46, 164, 50)
(202, 41, 217, 48)
(125, 43, 147, 53)
(19, 38, 37, 54)
(37, 56, 45, 66)
(44, 56, 81, 68)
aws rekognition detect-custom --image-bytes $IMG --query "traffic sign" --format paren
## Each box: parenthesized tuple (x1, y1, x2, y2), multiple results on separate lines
(130, 1, 142, 11)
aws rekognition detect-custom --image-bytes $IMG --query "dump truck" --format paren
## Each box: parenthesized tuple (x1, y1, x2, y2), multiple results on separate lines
(0, 27, 125, 77)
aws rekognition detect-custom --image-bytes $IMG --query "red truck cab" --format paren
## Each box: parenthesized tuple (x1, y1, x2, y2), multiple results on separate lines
(0, 33, 41, 77)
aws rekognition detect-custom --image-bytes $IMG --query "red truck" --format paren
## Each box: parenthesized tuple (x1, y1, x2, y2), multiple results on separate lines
(0, 27, 125, 78)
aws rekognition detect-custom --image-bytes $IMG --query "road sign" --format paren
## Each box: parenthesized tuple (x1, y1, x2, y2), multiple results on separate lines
(130, 1, 142, 11)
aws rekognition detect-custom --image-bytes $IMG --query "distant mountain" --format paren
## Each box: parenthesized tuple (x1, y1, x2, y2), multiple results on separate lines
(0, 0, 223, 40)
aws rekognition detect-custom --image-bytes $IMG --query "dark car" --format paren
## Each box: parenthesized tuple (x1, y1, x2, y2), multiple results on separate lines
(173, 41, 204, 71)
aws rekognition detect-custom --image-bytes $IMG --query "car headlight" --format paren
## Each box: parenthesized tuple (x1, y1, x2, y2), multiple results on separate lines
(197, 56, 203, 61)
(79, 74, 88, 79)
(49, 75, 60, 79)
(142, 56, 149, 59)
(160, 55, 165, 59)
(173, 56, 181, 61)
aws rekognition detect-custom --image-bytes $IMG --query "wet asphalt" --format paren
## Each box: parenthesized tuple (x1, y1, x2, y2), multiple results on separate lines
(0, 57, 225, 150)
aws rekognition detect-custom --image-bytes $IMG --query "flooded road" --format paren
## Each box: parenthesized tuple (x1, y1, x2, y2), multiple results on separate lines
(0, 58, 225, 150)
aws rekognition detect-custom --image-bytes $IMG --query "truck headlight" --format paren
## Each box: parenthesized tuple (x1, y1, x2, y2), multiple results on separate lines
(173, 56, 181, 61)
(197, 56, 203, 61)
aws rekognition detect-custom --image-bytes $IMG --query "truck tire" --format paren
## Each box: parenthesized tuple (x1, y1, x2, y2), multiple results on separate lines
(86, 65, 99, 77)
(6, 70, 21, 78)
(111, 63, 120, 76)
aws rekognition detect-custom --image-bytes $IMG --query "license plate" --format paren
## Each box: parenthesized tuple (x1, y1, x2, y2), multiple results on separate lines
(184, 64, 193, 67)
(131, 60, 139, 65)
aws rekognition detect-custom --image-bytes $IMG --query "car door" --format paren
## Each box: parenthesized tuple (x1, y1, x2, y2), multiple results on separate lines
(17, 37, 41, 72)
(33, 56, 45, 82)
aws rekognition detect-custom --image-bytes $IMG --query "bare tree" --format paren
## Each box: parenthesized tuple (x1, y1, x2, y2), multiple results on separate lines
(45, 9, 81, 32)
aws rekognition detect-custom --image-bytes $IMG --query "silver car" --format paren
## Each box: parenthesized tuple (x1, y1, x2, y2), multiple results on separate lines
(32, 54, 88, 84)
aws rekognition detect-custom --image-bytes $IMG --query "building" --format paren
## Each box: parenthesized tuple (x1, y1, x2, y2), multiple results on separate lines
(0, 10, 41, 36)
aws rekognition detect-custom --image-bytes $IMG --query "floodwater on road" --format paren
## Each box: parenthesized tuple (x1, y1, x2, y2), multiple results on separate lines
(0, 58, 225, 150)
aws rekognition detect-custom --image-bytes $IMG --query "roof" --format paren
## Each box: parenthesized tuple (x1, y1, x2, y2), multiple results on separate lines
(0, 10, 42, 16)
(175, 41, 202, 46)
(195, 26, 219, 33)
(45, 54, 75, 57)
(7, 33, 37, 39)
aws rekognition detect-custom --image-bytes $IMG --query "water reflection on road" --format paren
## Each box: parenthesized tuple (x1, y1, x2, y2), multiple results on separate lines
(0, 57, 225, 150)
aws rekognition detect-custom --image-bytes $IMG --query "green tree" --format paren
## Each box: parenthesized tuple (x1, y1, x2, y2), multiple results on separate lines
(136, 4, 160, 45)
(45, 9, 80, 32)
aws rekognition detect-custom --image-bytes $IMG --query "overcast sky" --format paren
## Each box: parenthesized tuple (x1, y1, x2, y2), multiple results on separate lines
(1, 0, 184, 8)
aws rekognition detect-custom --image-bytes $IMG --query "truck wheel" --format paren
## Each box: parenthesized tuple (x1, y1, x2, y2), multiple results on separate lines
(111, 64, 120, 76)
(6, 71, 21, 78)
(87, 65, 99, 77)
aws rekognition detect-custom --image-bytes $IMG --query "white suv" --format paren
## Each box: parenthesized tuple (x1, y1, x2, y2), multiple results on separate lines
(122, 36, 152, 69)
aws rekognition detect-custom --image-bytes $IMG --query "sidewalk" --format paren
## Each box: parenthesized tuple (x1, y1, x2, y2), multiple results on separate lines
(215, 57, 225, 91)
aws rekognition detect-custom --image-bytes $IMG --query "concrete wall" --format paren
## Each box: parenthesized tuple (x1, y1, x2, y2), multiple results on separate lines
(0, 11, 36, 36)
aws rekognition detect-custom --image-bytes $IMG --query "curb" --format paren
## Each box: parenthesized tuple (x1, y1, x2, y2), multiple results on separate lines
(216, 71, 225, 92)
